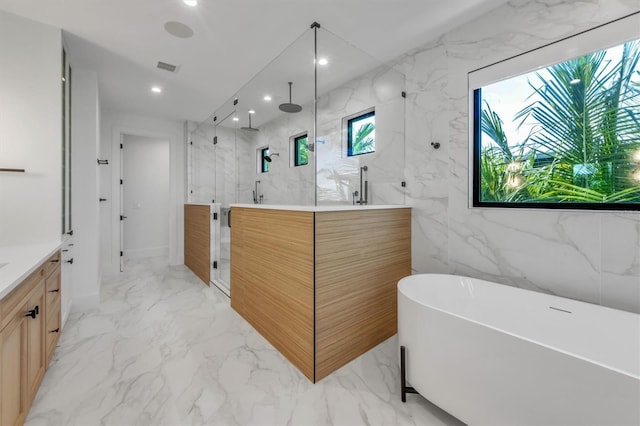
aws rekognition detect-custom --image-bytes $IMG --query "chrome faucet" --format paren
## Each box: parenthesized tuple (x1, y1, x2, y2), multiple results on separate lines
(253, 180, 261, 204)
(356, 166, 368, 205)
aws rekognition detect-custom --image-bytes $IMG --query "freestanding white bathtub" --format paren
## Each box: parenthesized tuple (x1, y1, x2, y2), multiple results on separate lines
(398, 274, 640, 426)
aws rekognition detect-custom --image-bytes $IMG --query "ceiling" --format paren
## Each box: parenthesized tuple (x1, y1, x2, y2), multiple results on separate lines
(0, 0, 508, 123)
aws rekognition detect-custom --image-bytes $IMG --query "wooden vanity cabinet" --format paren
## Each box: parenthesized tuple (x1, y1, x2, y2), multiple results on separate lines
(0, 251, 61, 426)
(231, 207, 411, 383)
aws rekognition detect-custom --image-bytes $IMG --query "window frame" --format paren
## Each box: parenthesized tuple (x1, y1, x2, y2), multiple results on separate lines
(344, 107, 375, 157)
(293, 133, 308, 167)
(258, 146, 269, 173)
(469, 14, 640, 211)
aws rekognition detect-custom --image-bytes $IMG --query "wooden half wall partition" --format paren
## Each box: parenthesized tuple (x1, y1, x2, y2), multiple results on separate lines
(231, 208, 315, 380)
(230, 206, 411, 382)
(184, 204, 211, 285)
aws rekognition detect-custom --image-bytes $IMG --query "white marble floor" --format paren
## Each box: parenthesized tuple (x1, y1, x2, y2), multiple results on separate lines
(26, 258, 463, 426)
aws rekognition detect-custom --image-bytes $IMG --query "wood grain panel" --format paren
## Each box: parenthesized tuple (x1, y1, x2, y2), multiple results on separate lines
(25, 283, 45, 404)
(314, 208, 411, 381)
(1, 310, 28, 426)
(0, 268, 43, 331)
(230, 207, 315, 381)
(184, 204, 210, 285)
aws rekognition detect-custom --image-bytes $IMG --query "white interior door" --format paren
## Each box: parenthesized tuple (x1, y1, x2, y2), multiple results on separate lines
(120, 134, 170, 270)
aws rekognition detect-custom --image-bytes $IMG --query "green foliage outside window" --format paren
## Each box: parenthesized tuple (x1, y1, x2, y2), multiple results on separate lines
(295, 134, 308, 166)
(476, 40, 640, 208)
(348, 111, 375, 156)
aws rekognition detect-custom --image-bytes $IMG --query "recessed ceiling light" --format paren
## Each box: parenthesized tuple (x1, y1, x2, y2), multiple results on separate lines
(232, 117, 239, 121)
(570, 78, 581, 85)
(248, 110, 255, 114)
(151, 86, 162, 93)
(318, 58, 328, 66)
(263, 95, 272, 101)
(183, 0, 197, 6)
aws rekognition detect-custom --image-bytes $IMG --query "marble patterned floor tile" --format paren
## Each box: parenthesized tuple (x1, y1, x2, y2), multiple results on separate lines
(27, 257, 463, 426)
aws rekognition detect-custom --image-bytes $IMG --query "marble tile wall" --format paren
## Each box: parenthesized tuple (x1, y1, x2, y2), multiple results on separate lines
(315, 65, 406, 205)
(399, 0, 640, 313)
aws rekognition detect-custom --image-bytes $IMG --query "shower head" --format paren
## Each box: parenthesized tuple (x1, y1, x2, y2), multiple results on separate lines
(264, 152, 280, 162)
(240, 111, 259, 131)
(279, 82, 302, 113)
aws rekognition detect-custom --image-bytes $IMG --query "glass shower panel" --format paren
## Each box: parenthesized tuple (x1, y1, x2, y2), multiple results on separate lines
(189, 120, 216, 203)
(211, 102, 237, 294)
(315, 28, 406, 206)
(234, 30, 316, 206)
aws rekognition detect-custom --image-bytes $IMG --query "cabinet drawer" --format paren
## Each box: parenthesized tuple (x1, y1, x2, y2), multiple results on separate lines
(45, 268, 61, 313)
(45, 303, 61, 364)
(43, 251, 61, 278)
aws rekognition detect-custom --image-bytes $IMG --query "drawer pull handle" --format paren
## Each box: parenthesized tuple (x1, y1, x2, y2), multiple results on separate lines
(49, 328, 60, 333)
(25, 305, 39, 319)
(50, 259, 60, 263)
(48, 289, 60, 293)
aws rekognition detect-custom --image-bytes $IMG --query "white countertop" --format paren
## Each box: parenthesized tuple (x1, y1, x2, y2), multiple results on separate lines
(230, 204, 410, 212)
(0, 241, 62, 300)
(185, 202, 218, 206)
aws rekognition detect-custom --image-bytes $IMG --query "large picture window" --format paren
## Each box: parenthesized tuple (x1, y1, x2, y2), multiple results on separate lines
(472, 34, 640, 210)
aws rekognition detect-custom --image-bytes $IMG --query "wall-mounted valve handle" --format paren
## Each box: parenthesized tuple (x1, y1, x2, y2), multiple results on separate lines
(66, 258, 74, 264)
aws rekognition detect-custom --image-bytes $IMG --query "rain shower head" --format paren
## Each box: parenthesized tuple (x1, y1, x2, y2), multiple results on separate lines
(279, 82, 302, 113)
(240, 111, 259, 131)
(264, 152, 280, 162)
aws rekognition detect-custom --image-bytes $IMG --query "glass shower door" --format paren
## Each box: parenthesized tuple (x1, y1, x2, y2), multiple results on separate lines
(210, 107, 237, 296)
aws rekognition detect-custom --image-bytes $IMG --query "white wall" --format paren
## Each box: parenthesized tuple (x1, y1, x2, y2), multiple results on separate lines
(122, 134, 170, 259)
(400, 0, 640, 313)
(70, 67, 101, 306)
(100, 110, 185, 274)
(0, 11, 61, 245)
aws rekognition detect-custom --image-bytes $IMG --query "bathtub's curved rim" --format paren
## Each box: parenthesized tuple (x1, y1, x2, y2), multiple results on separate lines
(398, 273, 640, 380)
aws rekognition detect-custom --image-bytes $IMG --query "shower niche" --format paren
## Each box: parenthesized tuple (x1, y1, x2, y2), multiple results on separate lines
(187, 22, 406, 295)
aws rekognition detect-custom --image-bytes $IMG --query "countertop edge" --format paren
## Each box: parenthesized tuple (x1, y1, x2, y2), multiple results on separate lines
(0, 242, 63, 300)
(229, 204, 411, 212)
